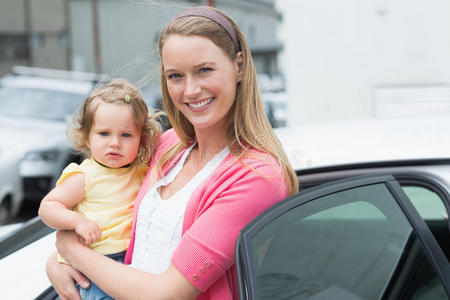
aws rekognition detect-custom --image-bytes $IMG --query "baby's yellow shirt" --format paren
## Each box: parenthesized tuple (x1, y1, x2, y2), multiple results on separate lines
(56, 157, 147, 261)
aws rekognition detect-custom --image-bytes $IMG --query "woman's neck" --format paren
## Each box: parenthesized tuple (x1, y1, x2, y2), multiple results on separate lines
(194, 128, 228, 161)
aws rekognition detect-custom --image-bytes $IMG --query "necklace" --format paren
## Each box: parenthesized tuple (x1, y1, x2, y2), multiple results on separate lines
(92, 157, 131, 169)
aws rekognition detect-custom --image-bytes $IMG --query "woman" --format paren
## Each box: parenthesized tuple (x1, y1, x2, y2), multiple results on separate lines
(47, 6, 299, 300)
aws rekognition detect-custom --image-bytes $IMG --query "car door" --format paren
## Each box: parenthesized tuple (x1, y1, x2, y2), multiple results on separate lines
(236, 174, 450, 300)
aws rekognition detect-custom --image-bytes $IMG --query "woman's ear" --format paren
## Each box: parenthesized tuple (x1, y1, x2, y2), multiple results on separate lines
(235, 51, 244, 82)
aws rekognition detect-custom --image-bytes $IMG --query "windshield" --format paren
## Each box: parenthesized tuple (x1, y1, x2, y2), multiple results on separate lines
(0, 87, 85, 121)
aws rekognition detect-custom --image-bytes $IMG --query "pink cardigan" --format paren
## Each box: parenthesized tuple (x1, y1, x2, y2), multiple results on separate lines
(125, 129, 287, 299)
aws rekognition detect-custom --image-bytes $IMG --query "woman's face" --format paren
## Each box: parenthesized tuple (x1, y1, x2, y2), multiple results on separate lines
(161, 34, 240, 135)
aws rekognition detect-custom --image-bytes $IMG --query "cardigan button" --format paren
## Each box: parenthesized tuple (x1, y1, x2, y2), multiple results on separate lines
(198, 267, 206, 274)
(192, 274, 199, 281)
(204, 261, 212, 268)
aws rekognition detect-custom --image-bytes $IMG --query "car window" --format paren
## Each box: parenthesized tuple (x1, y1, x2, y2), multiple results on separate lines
(402, 185, 447, 220)
(239, 181, 448, 299)
(0, 87, 85, 121)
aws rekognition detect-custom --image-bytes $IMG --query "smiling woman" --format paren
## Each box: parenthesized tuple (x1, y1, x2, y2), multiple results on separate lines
(44, 6, 298, 300)
(161, 35, 240, 133)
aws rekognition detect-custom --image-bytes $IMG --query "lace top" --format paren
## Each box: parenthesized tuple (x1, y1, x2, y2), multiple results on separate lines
(130, 144, 230, 274)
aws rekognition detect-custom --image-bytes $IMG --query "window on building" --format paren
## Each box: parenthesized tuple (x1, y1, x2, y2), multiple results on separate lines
(0, 35, 30, 61)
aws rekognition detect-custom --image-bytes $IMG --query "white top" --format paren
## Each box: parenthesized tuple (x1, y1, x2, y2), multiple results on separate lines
(130, 144, 230, 274)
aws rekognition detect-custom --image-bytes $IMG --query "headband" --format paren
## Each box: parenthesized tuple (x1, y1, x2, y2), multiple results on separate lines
(172, 7, 241, 52)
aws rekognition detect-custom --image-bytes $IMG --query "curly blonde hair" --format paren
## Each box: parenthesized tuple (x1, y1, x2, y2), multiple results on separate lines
(69, 78, 161, 164)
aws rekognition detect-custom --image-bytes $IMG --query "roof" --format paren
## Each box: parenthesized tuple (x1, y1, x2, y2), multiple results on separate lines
(0, 65, 110, 95)
(275, 116, 450, 170)
(0, 75, 94, 95)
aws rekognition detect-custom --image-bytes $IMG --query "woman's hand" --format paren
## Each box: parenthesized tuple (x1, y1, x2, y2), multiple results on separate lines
(46, 252, 90, 300)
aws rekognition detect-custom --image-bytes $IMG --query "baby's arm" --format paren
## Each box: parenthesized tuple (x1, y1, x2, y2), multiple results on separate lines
(38, 173, 101, 245)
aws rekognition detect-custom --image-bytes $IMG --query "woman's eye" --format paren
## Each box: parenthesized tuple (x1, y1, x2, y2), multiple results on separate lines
(167, 73, 181, 80)
(200, 67, 212, 73)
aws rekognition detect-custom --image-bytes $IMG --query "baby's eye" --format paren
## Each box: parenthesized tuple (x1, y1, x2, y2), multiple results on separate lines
(98, 132, 109, 136)
(122, 133, 132, 138)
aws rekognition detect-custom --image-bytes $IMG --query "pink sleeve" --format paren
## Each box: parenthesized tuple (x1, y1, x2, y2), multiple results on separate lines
(171, 157, 287, 291)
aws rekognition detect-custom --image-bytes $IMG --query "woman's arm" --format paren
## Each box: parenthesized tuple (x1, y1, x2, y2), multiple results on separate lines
(171, 156, 288, 291)
(46, 252, 90, 300)
(39, 173, 101, 245)
(55, 230, 201, 300)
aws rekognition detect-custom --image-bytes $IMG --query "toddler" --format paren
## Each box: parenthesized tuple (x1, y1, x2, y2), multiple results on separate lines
(39, 79, 161, 299)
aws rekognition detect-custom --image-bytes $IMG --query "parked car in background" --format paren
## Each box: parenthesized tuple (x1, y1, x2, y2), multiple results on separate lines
(140, 83, 172, 131)
(0, 146, 23, 225)
(258, 73, 287, 128)
(0, 66, 109, 203)
(0, 116, 449, 299)
(261, 91, 287, 128)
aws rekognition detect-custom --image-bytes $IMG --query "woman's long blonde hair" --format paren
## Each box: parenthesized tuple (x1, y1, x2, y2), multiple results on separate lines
(156, 6, 298, 196)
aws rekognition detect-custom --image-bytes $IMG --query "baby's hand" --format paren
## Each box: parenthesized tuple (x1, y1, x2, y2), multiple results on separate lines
(74, 218, 102, 245)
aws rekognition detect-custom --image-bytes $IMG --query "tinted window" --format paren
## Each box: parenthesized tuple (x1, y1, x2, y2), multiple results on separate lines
(247, 183, 447, 299)
(0, 87, 84, 121)
(401, 184, 450, 258)
(402, 186, 447, 220)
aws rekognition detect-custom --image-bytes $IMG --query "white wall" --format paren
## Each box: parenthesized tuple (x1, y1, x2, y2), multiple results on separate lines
(276, 0, 450, 125)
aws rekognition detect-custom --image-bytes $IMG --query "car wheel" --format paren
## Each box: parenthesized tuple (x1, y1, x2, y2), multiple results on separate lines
(0, 196, 11, 225)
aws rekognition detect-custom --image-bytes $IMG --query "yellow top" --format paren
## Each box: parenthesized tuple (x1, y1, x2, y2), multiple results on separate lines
(56, 157, 147, 263)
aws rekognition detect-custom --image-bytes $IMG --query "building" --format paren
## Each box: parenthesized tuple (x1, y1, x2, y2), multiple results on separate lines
(277, 0, 450, 125)
(0, 0, 69, 75)
(0, 0, 283, 82)
(68, 0, 282, 84)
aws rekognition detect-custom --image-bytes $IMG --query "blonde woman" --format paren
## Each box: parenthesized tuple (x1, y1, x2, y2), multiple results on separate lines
(47, 6, 298, 300)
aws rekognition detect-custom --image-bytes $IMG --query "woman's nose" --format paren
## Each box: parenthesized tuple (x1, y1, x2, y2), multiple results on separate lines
(184, 76, 201, 98)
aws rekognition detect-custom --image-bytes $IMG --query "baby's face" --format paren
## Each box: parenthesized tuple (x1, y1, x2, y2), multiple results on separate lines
(87, 101, 141, 168)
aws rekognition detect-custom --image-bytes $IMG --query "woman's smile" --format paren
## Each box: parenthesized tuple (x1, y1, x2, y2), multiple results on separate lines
(162, 35, 239, 133)
(186, 97, 215, 111)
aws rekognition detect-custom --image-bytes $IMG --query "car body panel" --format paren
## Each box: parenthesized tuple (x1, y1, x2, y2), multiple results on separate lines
(276, 117, 450, 170)
(0, 232, 55, 299)
(1, 117, 450, 298)
(0, 75, 94, 95)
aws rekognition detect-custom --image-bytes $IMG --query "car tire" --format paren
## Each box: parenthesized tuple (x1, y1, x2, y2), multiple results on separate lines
(0, 196, 11, 225)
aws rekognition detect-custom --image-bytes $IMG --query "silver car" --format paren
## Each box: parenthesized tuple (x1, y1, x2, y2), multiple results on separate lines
(0, 145, 22, 225)
(0, 66, 109, 205)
